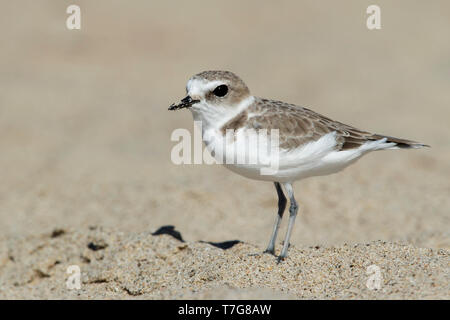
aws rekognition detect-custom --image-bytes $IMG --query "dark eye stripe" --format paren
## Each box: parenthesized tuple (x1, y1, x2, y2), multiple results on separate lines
(213, 85, 228, 97)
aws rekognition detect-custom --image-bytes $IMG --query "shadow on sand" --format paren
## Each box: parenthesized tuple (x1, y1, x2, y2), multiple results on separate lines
(152, 225, 241, 250)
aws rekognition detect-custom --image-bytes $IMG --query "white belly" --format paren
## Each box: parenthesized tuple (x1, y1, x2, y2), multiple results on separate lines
(201, 127, 367, 183)
(201, 125, 395, 183)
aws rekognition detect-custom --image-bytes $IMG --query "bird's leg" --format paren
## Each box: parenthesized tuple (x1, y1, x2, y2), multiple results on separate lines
(277, 182, 298, 262)
(264, 182, 287, 255)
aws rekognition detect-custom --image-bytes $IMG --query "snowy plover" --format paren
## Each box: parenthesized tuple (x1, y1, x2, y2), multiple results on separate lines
(169, 70, 428, 261)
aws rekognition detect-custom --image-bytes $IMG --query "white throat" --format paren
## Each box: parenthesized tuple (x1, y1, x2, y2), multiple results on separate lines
(189, 96, 255, 130)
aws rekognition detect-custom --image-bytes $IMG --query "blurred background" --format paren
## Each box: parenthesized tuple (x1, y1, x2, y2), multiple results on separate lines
(0, 0, 448, 249)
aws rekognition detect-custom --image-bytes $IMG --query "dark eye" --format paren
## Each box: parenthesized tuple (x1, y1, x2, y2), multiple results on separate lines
(213, 85, 228, 97)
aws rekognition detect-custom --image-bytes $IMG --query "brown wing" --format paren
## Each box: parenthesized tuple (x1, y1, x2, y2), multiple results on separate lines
(222, 97, 426, 150)
(241, 98, 375, 150)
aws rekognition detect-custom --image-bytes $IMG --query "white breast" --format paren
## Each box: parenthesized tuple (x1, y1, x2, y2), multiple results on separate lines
(200, 127, 391, 183)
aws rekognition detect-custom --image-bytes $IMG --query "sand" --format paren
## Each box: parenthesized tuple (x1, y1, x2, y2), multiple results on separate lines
(0, 1, 449, 299)
(0, 226, 448, 299)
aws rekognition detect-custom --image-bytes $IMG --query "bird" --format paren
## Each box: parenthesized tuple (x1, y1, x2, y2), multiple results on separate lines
(168, 70, 428, 262)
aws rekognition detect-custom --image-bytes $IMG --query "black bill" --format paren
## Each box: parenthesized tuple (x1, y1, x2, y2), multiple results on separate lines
(168, 96, 200, 111)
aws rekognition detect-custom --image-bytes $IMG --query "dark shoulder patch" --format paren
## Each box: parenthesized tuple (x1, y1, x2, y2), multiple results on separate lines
(220, 111, 248, 135)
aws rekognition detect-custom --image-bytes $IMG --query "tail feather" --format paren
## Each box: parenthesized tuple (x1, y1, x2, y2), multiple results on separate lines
(372, 134, 430, 149)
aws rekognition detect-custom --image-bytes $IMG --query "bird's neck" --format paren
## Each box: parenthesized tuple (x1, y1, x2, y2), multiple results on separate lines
(190, 96, 255, 133)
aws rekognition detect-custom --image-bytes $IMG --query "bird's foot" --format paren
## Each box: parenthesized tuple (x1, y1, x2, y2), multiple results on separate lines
(276, 255, 286, 264)
(263, 248, 276, 256)
(248, 248, 276, 257)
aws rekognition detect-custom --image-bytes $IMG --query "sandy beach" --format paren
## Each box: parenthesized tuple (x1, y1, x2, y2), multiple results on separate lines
(0, 1, 449, 299)
(1, 227, 448, 299)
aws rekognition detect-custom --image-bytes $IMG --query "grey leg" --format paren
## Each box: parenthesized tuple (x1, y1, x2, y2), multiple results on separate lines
(264, 182, 287, 255)
(277, 182, 298, 262)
